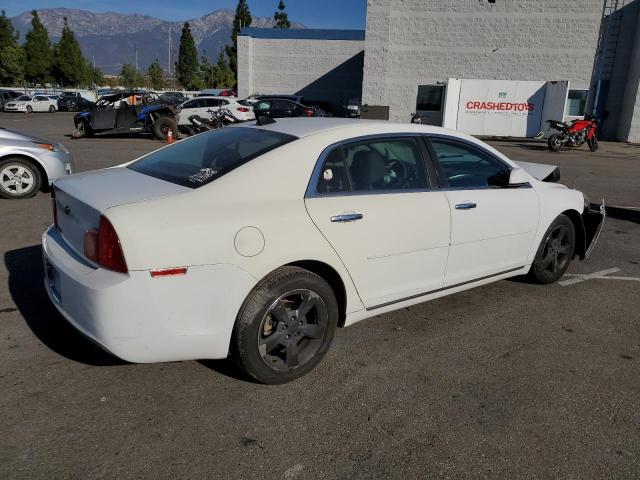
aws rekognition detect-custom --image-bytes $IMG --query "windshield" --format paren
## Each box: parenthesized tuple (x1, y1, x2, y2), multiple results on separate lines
(128, 127, 297, 188)
(17, 96, 31, 101)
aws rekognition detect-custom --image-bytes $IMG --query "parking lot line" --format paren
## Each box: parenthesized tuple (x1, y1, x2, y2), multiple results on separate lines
(559, 267, 640, 286)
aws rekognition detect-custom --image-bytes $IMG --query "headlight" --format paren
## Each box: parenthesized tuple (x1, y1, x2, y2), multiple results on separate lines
(32, 141, 64, 152)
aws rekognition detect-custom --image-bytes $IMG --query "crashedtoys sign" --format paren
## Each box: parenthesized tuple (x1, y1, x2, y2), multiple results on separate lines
(443, 79, 569, 138)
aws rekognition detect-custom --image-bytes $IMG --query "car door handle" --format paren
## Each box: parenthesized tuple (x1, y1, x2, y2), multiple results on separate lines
(455, 202, 477, 210)
(330, 213, 364, 223)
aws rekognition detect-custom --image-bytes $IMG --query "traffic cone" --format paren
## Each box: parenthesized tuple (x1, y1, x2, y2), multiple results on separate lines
(167, 129, 174, 144)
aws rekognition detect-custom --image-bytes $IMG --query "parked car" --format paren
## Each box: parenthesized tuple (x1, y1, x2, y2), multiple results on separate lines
(58, 93, 94, 112)
(4, 95, 58, 113)
(345, 98, 361, 118)
(42, 119, 604, 383)
(253, 98, 315, 118)
(219, 89, 237, 97)
(73, 91, 178, 140)
(0, 127, 73, 199)
(254, 94, 305, 104)
(176, 96, 254, 131)
(159, 91, 188, 106)
(0, 90, 20, 111)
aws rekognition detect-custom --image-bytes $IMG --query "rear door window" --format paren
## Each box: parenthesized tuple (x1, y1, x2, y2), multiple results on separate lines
(129, 127, 297, 188)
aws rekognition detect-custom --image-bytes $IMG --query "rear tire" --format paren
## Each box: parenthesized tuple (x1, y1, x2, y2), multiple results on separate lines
(0, 157, 42, 199)
(152, 117, 178, 141)
(231, 267, 338, 384)
(588, 136, 599, 152)
(528, 214, 575, 284)
(49, 105, 55, 113)
(547, 134, 562, 152)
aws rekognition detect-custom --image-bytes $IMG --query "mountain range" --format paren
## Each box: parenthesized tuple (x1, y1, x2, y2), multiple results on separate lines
(10, 8, 305, 75)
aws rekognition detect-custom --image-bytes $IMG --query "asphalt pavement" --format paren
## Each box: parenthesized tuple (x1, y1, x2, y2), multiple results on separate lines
(1, 112, 639, 479)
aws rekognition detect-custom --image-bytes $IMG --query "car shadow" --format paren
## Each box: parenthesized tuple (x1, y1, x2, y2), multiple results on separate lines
(4, 245, 124, 366)
(198, 359, 260, 384)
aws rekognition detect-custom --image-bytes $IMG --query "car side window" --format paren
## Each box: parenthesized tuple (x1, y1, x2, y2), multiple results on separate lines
(255, 101, 270, 111)
(316, 148, 350, 194)
(272, 100, 291, 111)
(205, 99, 220, 108)
(343, 138, 429, 192)
(429, 138, 510, 188)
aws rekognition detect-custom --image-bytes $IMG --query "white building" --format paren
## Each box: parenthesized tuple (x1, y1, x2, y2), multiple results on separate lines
(238, 0, 640, 142)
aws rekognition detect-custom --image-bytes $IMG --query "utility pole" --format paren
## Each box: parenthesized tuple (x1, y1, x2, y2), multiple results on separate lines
(168, 27, 172, 76)
(135, 44, 139, 72)
(92, 55, 96, 68)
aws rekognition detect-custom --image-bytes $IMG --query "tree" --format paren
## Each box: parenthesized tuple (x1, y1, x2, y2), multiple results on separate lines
(23, 11, 53, 84)
(53, 17, 89, 86)
(0, 10, 19, 49)
(274, 1, 291, 29)
(0, 46, 26, 85)
(175, 22, 200, 90)
(148, 59, 164, 90)
(120, 63, 143, 88)
(88, 64, 104, 86)
(225, 0, 252, 84)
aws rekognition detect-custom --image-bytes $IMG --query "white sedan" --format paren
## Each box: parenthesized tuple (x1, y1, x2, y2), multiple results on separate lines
(42, 119, 604, 384)
(4, 95, 57, 113)
(176, 96, 255, 128)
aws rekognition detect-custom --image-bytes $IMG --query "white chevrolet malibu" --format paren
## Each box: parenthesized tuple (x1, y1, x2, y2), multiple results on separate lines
(42, 118, 604, 383)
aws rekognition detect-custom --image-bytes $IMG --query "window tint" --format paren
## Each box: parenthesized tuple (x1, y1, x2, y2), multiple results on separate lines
(35, 96, 48, 101)
(255, 101, 270, 111)
(430, 139, 510, 188)
(129, 127, 296, 188)
(204, 98, 220, 108)
(565, 89, 588, 116)
(416, 85, 444, 112)
(316, 148, 350, 194)
(272, 100, 292, 110)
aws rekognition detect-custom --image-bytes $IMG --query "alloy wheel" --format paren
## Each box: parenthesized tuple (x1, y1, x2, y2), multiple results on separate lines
(0, 164, 35, 196)
(541, 224, 571, 274)
(258, 289, 328, 371)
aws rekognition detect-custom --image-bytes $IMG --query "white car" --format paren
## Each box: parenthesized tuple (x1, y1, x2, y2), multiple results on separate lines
(42, 119, 604, 384)
(176, 96, 255, 127)
(4, 95, 58, 113)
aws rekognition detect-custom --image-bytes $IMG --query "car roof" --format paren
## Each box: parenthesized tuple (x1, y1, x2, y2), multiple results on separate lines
(188, 95, 236, 101)
(236, 117, 468, 139)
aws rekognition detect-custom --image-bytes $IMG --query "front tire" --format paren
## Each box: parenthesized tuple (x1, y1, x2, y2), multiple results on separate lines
(588, 136, 599, 152)
(547, 134, 562, 152)
(152, 116, 178, 141)
(528, 214, 575, 284)
(25, 105, 33, 114)
(231, 267, 338, 384)
(49, 105, 55, 113)
(0, 157, 42, 199)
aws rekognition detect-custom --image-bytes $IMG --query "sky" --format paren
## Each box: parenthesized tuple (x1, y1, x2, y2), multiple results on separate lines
(2, 0, 367, 29)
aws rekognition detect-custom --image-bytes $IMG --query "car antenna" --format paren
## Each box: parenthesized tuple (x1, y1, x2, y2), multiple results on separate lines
(256, 115, 276, 126)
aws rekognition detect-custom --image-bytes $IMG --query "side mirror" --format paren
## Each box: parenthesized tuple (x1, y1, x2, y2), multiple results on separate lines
(508, 167, 530, 186)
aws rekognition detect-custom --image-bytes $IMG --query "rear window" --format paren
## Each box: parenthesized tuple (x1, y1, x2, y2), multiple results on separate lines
(128, 127, 296, 188)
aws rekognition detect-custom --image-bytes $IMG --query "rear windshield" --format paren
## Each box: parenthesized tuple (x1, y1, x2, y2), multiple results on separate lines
(128, 127, 296, 188)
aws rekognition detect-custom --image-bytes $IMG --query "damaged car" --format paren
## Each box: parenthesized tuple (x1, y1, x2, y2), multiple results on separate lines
(42, 119, 604, 384)
(72, 91, 178, 141)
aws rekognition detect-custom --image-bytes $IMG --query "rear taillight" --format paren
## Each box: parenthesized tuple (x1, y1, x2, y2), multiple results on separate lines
(83, 215, 128, 273)
(236, 107, 250, 112)
(305, 109, 313, 117)
(51, 189, 58, 227)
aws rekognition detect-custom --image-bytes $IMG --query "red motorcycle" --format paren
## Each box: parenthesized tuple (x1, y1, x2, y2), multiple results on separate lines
(547, 115, 599, 152)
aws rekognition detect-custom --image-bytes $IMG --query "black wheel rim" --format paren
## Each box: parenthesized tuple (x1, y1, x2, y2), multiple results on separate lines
(258, 289, 328, 371)
(541, 225, 571, 275)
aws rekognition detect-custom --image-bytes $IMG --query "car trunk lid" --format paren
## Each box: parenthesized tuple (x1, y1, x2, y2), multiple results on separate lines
(53, 167, 189, 259)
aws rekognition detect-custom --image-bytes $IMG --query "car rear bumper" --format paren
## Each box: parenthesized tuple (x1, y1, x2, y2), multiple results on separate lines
(42, 226, 256, 363)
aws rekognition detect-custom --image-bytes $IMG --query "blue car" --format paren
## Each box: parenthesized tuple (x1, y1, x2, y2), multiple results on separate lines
(73, 91, 178, 141)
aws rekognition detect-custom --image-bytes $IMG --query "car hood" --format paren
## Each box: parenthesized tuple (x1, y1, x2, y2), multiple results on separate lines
(0, 127, 54, 144)
(513, 160, 560, 182)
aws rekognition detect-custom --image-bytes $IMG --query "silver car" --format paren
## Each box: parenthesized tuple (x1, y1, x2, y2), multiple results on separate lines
(0, 128, 74, 199)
